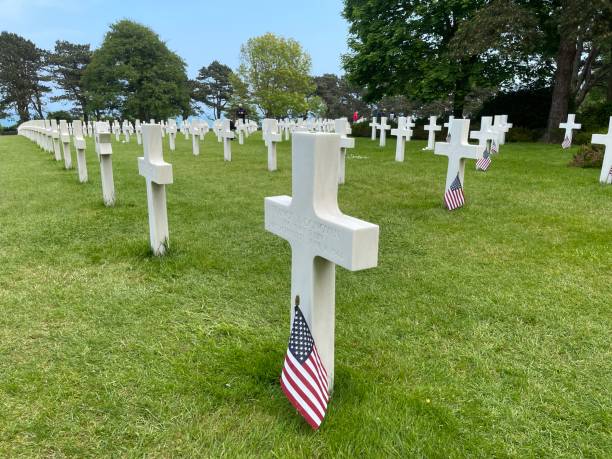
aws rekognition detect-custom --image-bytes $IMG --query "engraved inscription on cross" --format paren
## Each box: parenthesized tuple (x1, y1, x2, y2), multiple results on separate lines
(591, 117, 612, 184)
(435, 119, 481, 193)
(138, 124, 173, 255)
(265, 133, 379, 390)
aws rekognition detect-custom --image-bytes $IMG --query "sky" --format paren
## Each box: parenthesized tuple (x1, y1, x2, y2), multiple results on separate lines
(0, 0, 350, 124)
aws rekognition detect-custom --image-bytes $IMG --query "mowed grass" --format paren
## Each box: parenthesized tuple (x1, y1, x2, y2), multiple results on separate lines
(0, 130, 610, 458)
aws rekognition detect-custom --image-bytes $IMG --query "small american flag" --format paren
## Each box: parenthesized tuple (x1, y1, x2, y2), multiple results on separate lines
(490, 140, 498, 154)
(280, 304, 330, 429)
(561, 136, 572, 149)
(476, 149, 491, 171)
(444, 174, 465, 210)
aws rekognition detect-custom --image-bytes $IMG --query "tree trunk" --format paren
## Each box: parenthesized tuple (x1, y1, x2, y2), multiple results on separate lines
(608, 48, 612, 104)
(544, 35, 577, 142)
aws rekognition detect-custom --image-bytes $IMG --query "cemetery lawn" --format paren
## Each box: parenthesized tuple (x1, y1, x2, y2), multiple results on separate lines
(1, 133, 611, 458)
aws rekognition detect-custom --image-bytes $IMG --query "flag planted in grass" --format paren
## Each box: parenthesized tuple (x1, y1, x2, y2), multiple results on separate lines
(444, 174, 465, 210)
(476, 149, 492, 171)
(490, 140, 498, 154)
(280, 305, 330, 429)
(562, 136, 572, 149)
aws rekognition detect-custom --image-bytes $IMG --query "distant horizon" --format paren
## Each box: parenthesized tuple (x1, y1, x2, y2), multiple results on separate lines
(0, 0, 350, 125)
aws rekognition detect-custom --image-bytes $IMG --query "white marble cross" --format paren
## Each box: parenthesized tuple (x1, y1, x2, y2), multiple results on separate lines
(435, 119, 481, 206)
(135, 120, 142, 145)
(493, 115, 512, 144)
(122, 120, 131, 142)
(591, 117, 612, 184)
(369, 117, 378, 140)
(221, 119, 235, 161)
(470, 116, 501, 168)
(559, 114, 581, 147)
(138, 124, 173, 255)
(95, 123, 116, 206)
(264, 132, 379, 390)
(167, 118, 177, 151)
(423, 116, 442, 150)
(59, 120, 73, 169)
(72, 120, 88, 183)
(113, 120, 121, 141)
(50, 119, 62, 162)
(190, 120, 201, 156)
(334, 118, 355, 184)
(391, 116, 414, 162)
(378, 117, 391, 147)
(263, 119, 282, 171)
(213, 119, 223, 143)
(444, 116, 455, 141)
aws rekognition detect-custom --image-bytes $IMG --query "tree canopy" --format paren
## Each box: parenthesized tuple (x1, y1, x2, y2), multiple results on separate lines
(82, 20, 191, 120)
(0, 32, 49, 122)
(238, 33, 315, 117)
(191, 61, 234, 119)
(47, 40, 92, 120)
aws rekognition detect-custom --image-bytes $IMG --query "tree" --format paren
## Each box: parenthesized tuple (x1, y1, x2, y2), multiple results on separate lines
(225, 74, 259, 121)
(82, 20, 191, 120)
(0, 32, 49, 122)
(48, 40, 92, 120)
(313, 73, 370, 118)
(343, 0, 516, 116)
(238, 33, 315, 117)
(192, 61, 234, 119)
(454, 0, 611, 140)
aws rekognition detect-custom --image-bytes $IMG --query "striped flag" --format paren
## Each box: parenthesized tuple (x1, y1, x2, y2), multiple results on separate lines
(561, 136, 572, 149)
(490, 140, 498, 154)
(280, 304, 330, 429)
(444, 174, 465, 210)
(476, 149, 491, 171)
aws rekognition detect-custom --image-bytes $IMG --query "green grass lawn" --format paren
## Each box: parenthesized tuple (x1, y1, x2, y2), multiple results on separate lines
(0, 131, 610, 457)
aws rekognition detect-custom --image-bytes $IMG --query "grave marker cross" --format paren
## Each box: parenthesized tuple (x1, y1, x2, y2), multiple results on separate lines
(591, 117, 612, 184)
(265, 132, 379, 391)
(435, 119, 481, 210)
(138, 124, 173, 255)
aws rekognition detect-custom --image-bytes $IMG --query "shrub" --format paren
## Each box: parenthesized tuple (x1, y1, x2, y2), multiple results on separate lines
(507, 127, 542, 142)
(569, 144, 604, 168)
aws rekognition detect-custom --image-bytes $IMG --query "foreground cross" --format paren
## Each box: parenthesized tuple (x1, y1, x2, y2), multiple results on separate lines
(423, 116, 442, 150)
(435, 119, 481, 210)
(591, 117, 612, 185)
(138, 124, 173, 255)
(72, 120, 88, 182)
(96, 123, 116, 206)
(559, 114, 581, 149)
(265, 132, 379, 428)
